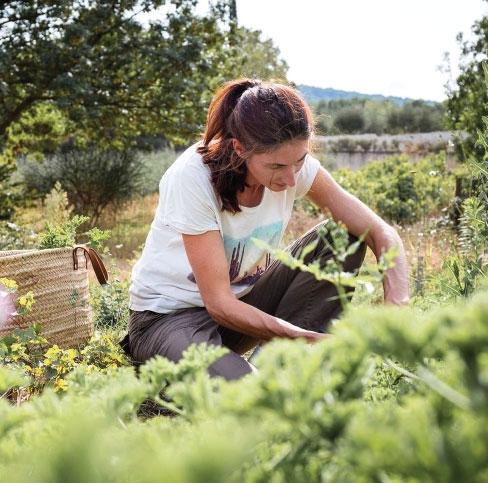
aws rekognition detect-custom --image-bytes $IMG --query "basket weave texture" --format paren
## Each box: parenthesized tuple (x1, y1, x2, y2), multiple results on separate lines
(0, 247, 93, 348)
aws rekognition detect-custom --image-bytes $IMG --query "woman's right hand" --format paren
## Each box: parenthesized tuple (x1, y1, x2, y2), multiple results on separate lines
(304, 331, 331, 344)
(275, 317, 331, 344)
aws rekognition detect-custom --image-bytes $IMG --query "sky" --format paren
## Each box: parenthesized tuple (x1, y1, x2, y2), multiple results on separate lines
(235, 0, 488, 102)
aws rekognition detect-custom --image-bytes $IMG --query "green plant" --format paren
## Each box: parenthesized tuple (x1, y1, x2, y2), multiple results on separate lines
(1, 288, 488, 481)
(37, 215, 110, 250)
(37, 215, 90, 249)
(440, 152, 488, 298)
(43, 181, 73, 226)
(90, 261, 130, 331)
(84, 227, 112, 252)
(334, 107, 365, 133)
(434, 65, 488, 299)
(0, 322, 130, 398)
(293, 197, 322, 217)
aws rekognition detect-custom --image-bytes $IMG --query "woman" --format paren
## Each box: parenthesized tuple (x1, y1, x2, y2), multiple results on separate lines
(126, 79, 409, 380)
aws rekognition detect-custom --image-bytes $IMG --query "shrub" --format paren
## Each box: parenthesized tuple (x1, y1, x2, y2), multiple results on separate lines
(18, 146, 147, 226)
(356, 138, 376, 152)
(332, 153, 453, 224)
(325, 137, 359, 152)
(137, 147, 180, 195)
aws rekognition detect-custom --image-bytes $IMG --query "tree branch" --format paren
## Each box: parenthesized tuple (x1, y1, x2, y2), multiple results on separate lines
(0, 93, 40, 136)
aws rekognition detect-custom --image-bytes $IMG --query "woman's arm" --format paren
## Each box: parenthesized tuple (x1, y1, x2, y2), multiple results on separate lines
(305, 167, 410, 305)
(182, 231, 327, 343)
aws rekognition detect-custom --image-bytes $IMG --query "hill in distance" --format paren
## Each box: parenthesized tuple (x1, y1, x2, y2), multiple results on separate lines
(298, 84, 438, 105)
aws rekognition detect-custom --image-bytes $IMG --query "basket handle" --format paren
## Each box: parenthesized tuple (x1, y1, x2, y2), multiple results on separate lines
(72, 246, 109, 285)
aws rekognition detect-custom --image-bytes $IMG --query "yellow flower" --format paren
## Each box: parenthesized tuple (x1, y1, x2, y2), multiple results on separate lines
(45, 345, 61, 357)
(54, 378, 68, 392)
(66, 349, 78, 360)
(0, 278, 18, 289)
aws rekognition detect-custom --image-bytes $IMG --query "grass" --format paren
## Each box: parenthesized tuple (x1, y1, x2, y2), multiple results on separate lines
(99, 193, 159, 262)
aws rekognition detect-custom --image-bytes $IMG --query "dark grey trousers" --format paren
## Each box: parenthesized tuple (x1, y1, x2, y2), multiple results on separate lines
(125, 221, 366, 381)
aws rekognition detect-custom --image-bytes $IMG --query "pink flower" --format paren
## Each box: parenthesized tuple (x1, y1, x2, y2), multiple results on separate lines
(0, 288, 17, 329)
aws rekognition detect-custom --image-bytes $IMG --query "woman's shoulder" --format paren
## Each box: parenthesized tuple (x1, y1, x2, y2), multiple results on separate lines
(161, 142, 217, 201)
(171, 142, 210, 176)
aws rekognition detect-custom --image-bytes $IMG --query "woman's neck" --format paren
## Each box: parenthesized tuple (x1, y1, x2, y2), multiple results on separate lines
(237, 184, 265, 207)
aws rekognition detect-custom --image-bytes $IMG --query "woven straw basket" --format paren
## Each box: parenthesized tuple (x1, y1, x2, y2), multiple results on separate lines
(0, 246, 108, 348)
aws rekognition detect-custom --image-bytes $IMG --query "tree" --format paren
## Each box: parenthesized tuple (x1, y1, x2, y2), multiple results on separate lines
(0, 0, 240, 163)
(445, 7, 488, 161)
(334, 107, 365, 133)
(312, 97, 444, 136)
(236, 27, 289, 81)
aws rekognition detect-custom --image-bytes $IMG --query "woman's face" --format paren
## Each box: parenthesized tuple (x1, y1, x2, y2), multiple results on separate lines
(236, 139, 310, 192)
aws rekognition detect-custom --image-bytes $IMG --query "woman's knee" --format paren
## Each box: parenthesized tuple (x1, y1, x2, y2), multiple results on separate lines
(304, 225, 367, 273)
(207, 351, 254, 381)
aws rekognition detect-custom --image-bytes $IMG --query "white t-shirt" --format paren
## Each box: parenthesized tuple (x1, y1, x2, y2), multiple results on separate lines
(129, 143, 321, 313)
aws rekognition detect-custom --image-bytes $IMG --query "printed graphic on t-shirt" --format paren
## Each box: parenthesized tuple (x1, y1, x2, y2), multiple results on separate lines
(187, 221, 283, 286)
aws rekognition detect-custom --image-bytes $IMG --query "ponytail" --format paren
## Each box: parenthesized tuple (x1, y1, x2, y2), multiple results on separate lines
(198, 78, 314, 214)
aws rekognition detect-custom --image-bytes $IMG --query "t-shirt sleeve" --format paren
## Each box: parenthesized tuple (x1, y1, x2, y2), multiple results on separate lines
(295, 154, 321, 199)
(158, 162, 220, 235)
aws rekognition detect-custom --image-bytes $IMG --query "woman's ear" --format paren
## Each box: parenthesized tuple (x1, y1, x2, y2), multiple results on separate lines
(232, 139, 246, 158)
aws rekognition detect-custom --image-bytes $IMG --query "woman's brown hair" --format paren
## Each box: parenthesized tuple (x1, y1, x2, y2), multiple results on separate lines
(197, 78, 314, 213)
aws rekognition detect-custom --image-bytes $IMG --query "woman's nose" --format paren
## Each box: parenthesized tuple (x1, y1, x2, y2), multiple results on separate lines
(284, 167, 296, 187)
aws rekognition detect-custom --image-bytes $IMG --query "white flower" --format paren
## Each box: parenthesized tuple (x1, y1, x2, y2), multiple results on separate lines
(364, 282, 374, 294)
